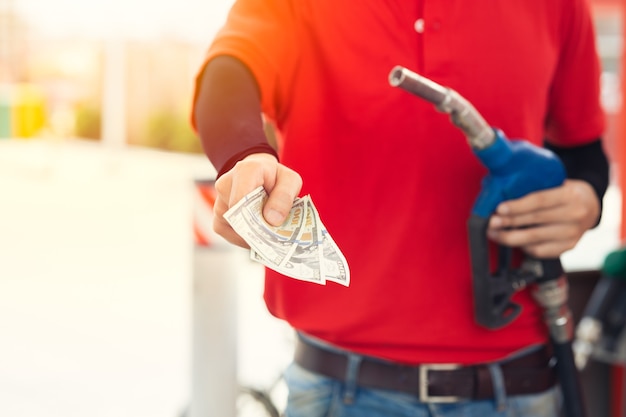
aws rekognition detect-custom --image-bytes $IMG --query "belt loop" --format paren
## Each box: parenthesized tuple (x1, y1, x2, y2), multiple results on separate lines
(488, 363, 507, 412)
(343, 353, 363, 404)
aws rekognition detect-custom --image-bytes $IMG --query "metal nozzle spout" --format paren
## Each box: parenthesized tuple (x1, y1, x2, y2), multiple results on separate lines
(388, 66, 405, 87)
(388, 66, 449, 107)
(388, 65, 495, 149)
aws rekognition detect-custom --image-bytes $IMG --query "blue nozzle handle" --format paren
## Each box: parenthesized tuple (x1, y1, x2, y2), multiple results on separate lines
(471, 129, 567, 218)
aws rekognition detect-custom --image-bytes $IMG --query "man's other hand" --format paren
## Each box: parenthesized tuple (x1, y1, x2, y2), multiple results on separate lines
(486, 179, 600, 258)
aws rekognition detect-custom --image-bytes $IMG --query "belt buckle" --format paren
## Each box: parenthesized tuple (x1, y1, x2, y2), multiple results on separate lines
(419, 363, 462, 403)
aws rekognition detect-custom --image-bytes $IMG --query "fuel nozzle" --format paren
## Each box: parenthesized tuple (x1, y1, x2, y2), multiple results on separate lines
(389, 65, 566, 329)
(574, 246, 626, 369)
(389, 64, 585, 417)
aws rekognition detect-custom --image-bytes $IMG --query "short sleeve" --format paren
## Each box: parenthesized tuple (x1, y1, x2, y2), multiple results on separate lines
(544, 0, 606, 146)
(195, 0, 298, 122)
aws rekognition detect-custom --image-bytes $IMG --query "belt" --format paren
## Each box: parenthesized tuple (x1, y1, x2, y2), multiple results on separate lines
(294, 337, 557, 403)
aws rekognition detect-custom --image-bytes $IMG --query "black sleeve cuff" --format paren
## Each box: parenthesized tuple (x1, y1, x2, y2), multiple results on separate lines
(217, 144, 279, 178)
(544, 139, 610, 227)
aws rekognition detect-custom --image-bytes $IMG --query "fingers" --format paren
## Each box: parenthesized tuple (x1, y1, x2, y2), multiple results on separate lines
(212, 153, 303, 247)
(490, 180, 599, 230)
(487, 223, 580, 258)
(212, 191, 250, 248)
(489, 202, 588, 231)
(492, 187, 562, 220)
(263, 165, 303, 226)
(486, 179, 601, 258)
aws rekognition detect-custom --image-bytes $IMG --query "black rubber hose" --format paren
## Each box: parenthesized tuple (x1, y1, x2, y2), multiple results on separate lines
(553, 339, 587, 417)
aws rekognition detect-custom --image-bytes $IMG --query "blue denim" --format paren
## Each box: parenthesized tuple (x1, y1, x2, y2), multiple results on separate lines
(284, 363, 562, 417)
(284, 335, 562, 417)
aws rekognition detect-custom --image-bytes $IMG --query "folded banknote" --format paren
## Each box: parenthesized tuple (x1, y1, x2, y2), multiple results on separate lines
(224, 186, 350, 286)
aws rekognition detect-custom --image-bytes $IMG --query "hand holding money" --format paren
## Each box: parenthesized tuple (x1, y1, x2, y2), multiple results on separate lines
(224, 186, 350, 286)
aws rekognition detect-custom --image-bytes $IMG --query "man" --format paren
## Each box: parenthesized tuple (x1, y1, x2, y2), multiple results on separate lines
(192, 1, 610, 415)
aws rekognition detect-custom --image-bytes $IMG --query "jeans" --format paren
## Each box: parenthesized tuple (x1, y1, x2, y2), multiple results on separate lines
(284, 363, 562, 417)
(284, 336, 562, 417)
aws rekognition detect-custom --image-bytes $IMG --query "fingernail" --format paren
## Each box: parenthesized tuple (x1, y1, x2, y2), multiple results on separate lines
(497, 204, 509, 214)
(265, 209, 284, 226)
(491, 216, 502, 227)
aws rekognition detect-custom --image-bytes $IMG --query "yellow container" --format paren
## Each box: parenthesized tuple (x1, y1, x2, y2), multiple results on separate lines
(12, 84, 46, 138)
(0, 84, 47, 138)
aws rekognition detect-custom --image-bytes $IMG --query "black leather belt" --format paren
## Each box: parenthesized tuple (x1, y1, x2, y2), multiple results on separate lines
(294, 337, 557, 403)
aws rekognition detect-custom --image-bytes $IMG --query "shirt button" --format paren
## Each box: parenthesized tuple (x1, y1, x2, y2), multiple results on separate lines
(414, 18, 425, 33)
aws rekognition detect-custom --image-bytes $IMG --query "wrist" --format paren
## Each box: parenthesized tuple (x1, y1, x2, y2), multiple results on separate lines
(218, 145, 279, 178)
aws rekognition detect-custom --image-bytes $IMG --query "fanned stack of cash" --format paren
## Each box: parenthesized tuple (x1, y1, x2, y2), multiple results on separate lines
(224, 186, 350, 286)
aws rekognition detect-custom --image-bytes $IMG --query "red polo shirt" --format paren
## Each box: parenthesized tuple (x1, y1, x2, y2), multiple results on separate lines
(199, 0, 605, 364)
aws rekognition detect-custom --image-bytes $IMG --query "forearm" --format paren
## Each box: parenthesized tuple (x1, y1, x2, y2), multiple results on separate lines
(544, 139, 610, 225)
(193, 55, 277, 178)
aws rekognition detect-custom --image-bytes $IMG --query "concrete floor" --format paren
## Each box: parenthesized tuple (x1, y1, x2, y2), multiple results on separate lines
(0, 138, 292, 417)
(0, 138, 621, 417)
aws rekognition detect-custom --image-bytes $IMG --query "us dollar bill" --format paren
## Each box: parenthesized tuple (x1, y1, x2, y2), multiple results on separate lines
(224, 186, 304, 268)
(307, 199, 349, 287)
(319, 229, 350, 286)
(226, 186, 350, 286)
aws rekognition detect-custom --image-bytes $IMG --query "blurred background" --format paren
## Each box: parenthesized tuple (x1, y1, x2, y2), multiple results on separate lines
(0, 1, 293, 416)
(0, 0, 234, 151)
(0, 0, 623, 416)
